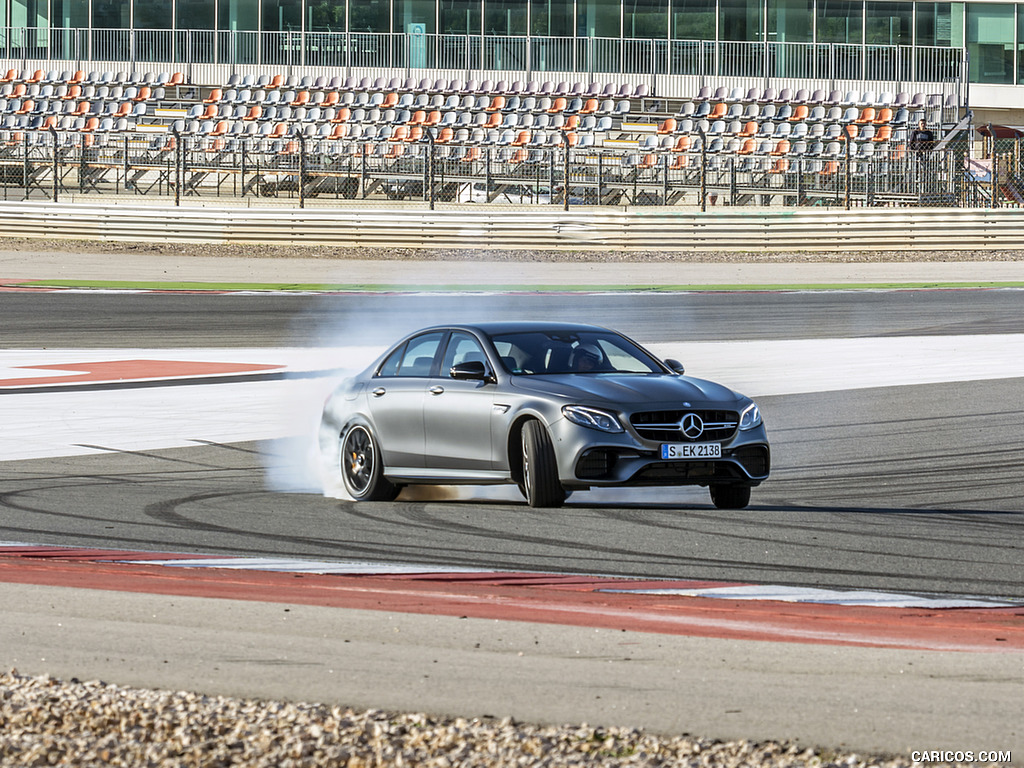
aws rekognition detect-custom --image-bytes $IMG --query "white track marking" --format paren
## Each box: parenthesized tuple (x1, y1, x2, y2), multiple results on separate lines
(2, 335, 1024, 462)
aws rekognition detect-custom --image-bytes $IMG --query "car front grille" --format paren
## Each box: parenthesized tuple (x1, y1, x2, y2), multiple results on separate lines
(629, 410, 739, 442)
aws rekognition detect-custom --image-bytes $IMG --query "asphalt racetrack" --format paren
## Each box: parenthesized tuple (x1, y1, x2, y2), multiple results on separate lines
(1, 267, 1023, 758)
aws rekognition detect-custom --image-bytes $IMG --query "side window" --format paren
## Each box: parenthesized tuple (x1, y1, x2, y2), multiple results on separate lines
(376, 344, 405, 378)
(442, 332, 487, 375)
(396, 332, 444, 377)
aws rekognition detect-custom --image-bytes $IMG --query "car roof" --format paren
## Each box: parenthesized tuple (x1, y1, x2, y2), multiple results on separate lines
(415, 321, 615, 337)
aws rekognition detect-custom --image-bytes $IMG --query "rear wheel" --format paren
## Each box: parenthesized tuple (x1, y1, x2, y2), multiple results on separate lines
(520, 420, 566, 508)
(710, 484, 751, 510)
(340, 424, 400, 501)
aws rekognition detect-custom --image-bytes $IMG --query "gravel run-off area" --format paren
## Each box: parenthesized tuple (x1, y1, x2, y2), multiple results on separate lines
(0, 670, 990, 768)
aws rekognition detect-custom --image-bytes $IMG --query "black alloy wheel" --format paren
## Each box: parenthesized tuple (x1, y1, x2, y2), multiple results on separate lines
(341, 425, 400, 501)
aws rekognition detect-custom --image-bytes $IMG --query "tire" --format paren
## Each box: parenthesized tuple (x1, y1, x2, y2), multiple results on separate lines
(340, 424, 400, 502)
(710, 484, 751, 510)
(520, 420, 566, 508)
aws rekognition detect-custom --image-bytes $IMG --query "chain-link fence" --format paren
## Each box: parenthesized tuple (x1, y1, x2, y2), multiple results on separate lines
(1, 127, 1015, 210)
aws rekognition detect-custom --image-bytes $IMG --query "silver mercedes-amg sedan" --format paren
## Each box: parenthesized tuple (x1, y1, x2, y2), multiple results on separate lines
(320, 322, 769, 508)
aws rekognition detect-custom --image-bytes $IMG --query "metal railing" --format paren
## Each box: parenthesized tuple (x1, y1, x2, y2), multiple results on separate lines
(1, 127, 1010, 211)
(2, 26, 965, 87)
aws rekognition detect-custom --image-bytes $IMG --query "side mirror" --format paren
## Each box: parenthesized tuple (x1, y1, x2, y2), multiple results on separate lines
(664, 358, 685, 375)
(450, 360, 492, 381)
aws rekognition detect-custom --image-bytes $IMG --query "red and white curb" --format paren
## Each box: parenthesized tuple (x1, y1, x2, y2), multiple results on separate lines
(1, 544, 1021, 654)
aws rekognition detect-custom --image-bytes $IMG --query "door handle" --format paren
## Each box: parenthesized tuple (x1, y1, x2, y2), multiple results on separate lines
(372, 387, 386, 397)
(429, 385, 445, 395)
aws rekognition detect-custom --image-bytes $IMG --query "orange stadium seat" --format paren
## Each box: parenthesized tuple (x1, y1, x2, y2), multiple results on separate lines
(548, 97, 566, 113)
(855, 107, 876, 124)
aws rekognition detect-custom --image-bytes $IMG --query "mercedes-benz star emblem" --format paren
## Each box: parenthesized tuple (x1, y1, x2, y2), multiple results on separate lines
(680, 413, 704, 439)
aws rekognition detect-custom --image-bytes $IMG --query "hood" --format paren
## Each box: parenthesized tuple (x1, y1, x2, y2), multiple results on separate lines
(511, 373, 745, 407)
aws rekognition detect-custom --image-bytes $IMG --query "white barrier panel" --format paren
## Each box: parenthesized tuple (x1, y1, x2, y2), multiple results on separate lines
(1, 201, 1022, 251)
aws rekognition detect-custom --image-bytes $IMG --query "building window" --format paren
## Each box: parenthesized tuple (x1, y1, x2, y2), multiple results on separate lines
(394, 0, 436, 35)
(625, 0, 668, 38)
(866, 1, 911, 45)
(967, 3, 1014, 83)
(92, 0, 130, 29)
(916, 2, 960, 46)
(720, 0, 764, 41)
(263, 0, 302, 32)
(440, 0, 481, 34)
(531, 0, 572, 36)
(219, 0, 260, 31)
(307, 0, 347, 31)
(486, 0, 528, 35)
(51, 0, 89, 27)
(135, 0, 172, 29)
(351, 0, 390, 33)
(672, 0, 715, 40)
(769, 0, 813, 43)
(816, 0, 863, 44)
(576, 0, 621, 37)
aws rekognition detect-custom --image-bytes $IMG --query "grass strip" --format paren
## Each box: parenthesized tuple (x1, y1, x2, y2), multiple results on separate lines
(7, 279, 1024, 293)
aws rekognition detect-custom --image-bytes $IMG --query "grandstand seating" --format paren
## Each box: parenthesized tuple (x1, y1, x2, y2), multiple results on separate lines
(0, 65, 957, 194)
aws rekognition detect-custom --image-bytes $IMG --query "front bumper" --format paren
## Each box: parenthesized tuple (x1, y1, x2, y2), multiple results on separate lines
(551, 419, 770, 489)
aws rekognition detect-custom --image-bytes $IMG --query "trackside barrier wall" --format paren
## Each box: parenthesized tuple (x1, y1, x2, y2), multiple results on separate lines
(2, 201, 1023, 251)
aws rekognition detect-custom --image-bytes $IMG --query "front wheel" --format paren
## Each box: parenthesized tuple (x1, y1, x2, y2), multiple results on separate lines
(709, 484, 751, 510)
(340, 424, 400, 502)
(520, 420, 566, 508)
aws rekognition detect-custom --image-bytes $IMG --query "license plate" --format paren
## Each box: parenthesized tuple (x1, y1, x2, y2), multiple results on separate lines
(661, 443, 721, 459)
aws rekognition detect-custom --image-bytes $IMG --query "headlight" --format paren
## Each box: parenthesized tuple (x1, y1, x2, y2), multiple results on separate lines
(562, 405, 624, 433)
(738, 402, 762, 430)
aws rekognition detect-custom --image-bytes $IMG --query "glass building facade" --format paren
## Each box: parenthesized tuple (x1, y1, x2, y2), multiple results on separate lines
(4, 0, 1014, 87)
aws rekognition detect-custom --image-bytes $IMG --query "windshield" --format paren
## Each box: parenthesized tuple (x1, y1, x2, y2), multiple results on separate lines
(487, 330, 664, 375)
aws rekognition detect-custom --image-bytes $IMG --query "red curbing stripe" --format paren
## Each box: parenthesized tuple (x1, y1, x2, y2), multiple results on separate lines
(0, 556, 1020, 653)
(0, 547, 223, 561)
